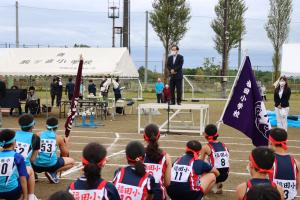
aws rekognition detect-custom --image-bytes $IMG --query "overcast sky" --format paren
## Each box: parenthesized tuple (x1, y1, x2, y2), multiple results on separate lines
(0, 0, 299, 69)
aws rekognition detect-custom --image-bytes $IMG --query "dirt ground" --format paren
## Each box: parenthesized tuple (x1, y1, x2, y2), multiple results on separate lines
(1, 96, 300, 200)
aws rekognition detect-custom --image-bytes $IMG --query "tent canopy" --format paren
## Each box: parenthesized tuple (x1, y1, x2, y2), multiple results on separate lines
(281, 43, 300, 77)
(0, 48, 139, 77)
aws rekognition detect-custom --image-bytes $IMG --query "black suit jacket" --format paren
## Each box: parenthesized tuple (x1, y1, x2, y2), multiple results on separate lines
(274, 87, 291, 108)
(167, 54, 184, 79)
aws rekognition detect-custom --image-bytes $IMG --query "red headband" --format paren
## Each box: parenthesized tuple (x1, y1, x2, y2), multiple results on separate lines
(269, 135, 288, 150)
(206, 133, 219, 142)
(186, 147, 200, 160)
(144, 131, 160, 142)
(249, 153, 273, 174)
(81, 157, 106, 168)
(127, 156, 144, 163)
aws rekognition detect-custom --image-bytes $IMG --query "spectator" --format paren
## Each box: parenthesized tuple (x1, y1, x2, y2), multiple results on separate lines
(246, 185, 281, 200)
(88, 79, 96, 96)
(25, 86, 40, 114)
(0, 77, 6, 128)
(65, 77, 75, 101)
(50, 78, 58, 107)
(57, 77, 63, 106)
(79, 79, 84, 100)
(163, 84, 171, 103)
(9, 85, 22, 116)
(155, 78, 164, 103)
(112, 78, 122, 101)
(261, 84, 267, 101)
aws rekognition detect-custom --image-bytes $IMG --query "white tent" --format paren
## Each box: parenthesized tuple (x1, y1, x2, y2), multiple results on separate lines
(281, 43, 300, 77)
(0, 48, 139, 77)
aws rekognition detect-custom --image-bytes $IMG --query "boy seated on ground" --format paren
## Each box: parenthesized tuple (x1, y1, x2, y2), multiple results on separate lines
(200, 124, 230, 194)
(32, 117, 75, 184)
(236, 146, 284, 200)
(268, 128, 300, 200)
(15, 114, 40, 200)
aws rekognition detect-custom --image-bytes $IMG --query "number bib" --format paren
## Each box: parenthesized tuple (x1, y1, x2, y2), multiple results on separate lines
(15, 142, 30, 159)
(212, 151, 229, 168)
(40, 139, 56, 153)
(0, 157, 14, 177)
(69, 189, 105, 200)
(273, 179, 297, 200)
(145, 163, 163, 184)
(171, 164, 192, 183)
(116, 183, 144, 200)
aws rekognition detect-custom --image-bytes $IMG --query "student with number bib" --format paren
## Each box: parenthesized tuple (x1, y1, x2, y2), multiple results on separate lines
(143, 124, 172, 200)
(113, 141, 159, 200)
(32, 117, 75, 184)
(0, 129, 28, 200)
(15, 114, 40, 200)
(167, 140, 219, 200)
(200, 124, 229, 194)
(68, 143, 120, 200)
(268, 128, 299, 200)
(236, 147, 284, 200)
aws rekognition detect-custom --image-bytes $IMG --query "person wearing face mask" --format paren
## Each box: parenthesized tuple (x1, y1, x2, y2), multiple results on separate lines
(274, 76, 291, 131)
(167, 45, 184, 105)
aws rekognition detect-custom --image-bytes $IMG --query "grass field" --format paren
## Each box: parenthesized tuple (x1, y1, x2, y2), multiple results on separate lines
(1, 93, 300, 199)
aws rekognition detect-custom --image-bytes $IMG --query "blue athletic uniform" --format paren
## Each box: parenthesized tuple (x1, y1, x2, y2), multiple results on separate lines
(68, 176, 120, 200)
(113, 166, 160, 200)
(15, 130, 40, 167)
(244, 178, 277, 200)
(271, 154, 298, 200)
(167, 154, 213, 200)
(144, 152, 167, 200)
(32, 130, 64, 172)
(0, 150, 28, 200)
(207, 141, 229, 183)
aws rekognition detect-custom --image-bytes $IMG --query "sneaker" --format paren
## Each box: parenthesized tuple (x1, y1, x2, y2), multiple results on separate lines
(215, 183, 223, 194)
(45, 172, 59, 184)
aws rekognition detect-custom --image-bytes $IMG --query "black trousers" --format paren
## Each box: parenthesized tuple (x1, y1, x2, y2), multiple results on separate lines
(156, 93, 163, 103)
(51, 94, 56, 106)
(170, 78, 182, 104)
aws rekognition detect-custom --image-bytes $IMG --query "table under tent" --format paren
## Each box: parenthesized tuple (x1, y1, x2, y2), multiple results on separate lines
(0, 48, 142, 120)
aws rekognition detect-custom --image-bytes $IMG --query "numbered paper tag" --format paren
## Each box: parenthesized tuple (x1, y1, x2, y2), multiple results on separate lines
(171, 164, 192, 183)
(40, 139, 56, 153)
(0, 157, 14, 177)
(15, 142, 30, 159)
(274, 179, 297, 200)
(69, 189, 104, 200)
(116, 183, 144, 200)
(213, 151, 229, 168)
(145, 163, 163, 183)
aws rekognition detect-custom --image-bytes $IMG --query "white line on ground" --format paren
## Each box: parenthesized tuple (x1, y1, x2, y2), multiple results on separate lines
(107, 133, 120, 152)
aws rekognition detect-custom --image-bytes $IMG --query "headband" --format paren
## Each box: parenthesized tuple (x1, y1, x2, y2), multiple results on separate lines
(186, 147, 201, 160)
(21, 121, 35, 128)
(81, 157, 106, 168)
(144, 131, 160, 142)
(206, 133, 219, 142)
(269, 135, 288, 150)
(0, 136, 16, 147)
(249, 153, 273, 174)
(47, 124, 59, 129)
(126, 155, 144, 163)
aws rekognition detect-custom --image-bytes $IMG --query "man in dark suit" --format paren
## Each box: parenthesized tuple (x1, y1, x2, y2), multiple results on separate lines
(167, 45, 184, 105)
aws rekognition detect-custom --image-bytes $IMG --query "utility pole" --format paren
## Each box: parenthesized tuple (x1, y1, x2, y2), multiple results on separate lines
(16, 0, 19, 48)
(123, 0, 129, 49)
(221, 0, 229, 98)
(238, 35, 242, 68)
(108, 0, 120, 48)
(144, 11, 149, 85)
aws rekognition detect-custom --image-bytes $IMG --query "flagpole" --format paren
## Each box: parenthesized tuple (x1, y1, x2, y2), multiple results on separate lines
(217, 53, 248, 129)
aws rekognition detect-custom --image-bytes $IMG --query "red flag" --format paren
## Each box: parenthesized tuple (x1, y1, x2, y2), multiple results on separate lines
(64, 56, 83, 137)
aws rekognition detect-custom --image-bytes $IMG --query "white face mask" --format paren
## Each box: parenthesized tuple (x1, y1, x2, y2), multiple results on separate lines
(279, 81, 286, 87)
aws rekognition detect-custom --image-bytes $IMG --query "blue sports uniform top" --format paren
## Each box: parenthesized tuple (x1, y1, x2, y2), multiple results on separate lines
(33, 130, 58, 167)
(68, 176, 120, 200)
(272, 154, 298, 200)
(0, 150, 28, 193)
(167, 154, 213, 200)
(113, 166, 160, 200)
(15, 130, 40, 167)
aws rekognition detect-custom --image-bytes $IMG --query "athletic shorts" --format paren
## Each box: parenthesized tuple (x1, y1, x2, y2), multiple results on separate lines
(167, 185, 204, 200)
(0, 184, 22, 200)
(32, 157, 65, 173)
(216, 168, 229, 183)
